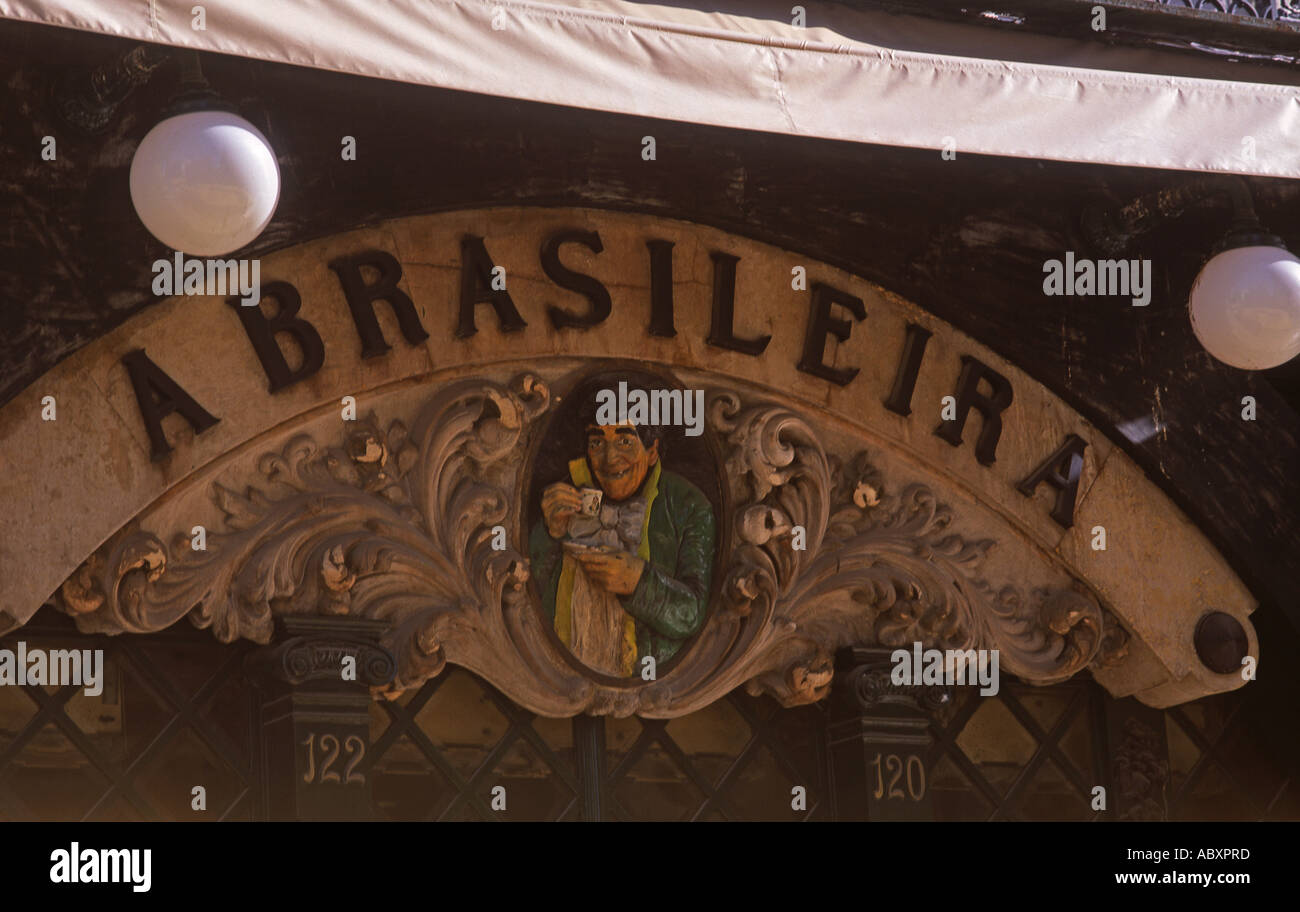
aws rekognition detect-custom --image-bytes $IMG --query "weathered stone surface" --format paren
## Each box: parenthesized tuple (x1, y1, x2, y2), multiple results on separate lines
(1063, 451, 1257, 706)
(0, 376, 151, 606)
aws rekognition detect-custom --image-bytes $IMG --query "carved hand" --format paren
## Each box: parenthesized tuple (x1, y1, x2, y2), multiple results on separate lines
(573, 550, 645, 596)
(541, 482, 583, 538)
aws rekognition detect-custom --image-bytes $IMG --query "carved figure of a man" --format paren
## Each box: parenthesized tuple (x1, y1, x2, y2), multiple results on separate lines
(529, 390, 715, 677)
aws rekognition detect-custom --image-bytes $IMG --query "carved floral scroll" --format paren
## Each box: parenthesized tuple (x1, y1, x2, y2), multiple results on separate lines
(54, 370, 1128, 717)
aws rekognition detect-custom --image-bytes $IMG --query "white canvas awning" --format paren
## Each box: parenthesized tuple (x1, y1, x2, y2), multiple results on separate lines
(2, 0, 1298, 176)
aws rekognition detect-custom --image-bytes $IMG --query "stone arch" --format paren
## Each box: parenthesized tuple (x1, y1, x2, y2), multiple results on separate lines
(0, 208, 1255, 714)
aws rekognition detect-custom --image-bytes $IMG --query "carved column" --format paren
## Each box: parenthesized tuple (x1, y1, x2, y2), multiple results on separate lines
(246, 616, 396, 821)
(827, 646, 950, 821)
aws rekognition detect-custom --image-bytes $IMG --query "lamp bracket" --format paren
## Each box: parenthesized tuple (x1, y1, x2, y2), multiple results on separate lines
(163, 50, 235, 117)
(51, 43, 172, 135)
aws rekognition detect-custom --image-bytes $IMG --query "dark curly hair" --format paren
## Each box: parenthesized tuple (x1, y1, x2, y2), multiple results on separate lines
(527, 367, 722, 535)
(571, 370, 679, 456)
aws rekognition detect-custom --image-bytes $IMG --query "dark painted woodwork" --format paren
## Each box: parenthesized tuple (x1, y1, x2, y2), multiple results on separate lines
(573, 714, 606, 822)
(1098, 695, 1171, 820)
(1194, 611, 1250, 674)
(828, 647, 944, 820)
(0, 21, 1296, 637)
(246, 616, 395, 822)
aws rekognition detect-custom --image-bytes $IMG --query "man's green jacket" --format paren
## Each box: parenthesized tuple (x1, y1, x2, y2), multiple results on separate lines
(529, 468, 716, 669)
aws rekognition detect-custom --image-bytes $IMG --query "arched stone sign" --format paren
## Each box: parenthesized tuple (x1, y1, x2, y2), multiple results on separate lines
(0, 208, 1256, 715)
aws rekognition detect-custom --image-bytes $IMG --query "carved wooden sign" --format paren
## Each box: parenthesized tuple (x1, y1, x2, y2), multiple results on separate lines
(0, 208, 1256, 714)
(55, 368, 1127, 716)
(120, 229, 1091, 533)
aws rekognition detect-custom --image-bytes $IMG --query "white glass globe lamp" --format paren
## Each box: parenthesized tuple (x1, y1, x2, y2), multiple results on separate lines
(1188, 227, 1300, 371)
(129, 105, 280, 256)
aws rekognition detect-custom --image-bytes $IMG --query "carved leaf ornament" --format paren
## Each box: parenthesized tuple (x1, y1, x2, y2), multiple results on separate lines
(58, 373, 1126, 717)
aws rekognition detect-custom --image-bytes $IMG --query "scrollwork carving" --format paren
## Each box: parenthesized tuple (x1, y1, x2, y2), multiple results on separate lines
(842, 659, 954, 718)
(250, 636, 397, 687)
(54, 371, 1122, 717)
